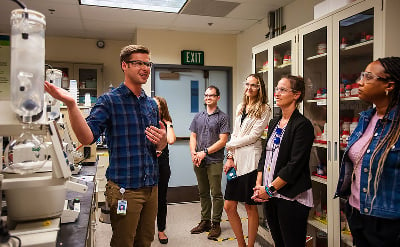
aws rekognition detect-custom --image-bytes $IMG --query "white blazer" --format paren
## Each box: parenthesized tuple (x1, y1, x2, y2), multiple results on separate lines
(226, 103, 270, 176)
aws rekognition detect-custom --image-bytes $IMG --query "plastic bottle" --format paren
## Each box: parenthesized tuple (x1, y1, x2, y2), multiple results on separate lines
(340, 87, 345, 98)
(320, 123, 327, 144)
(62, 72, 69, 88)
(342, 117, 351, 133)
(349, 117, 359, 135)
(351, 83, 359, 96)
(45, 69, 62, 120)
(345, 84, 352, 97)
(316, 88, 322, 99)
(73, 198, 81, 212)
(341, 130, 350, 147)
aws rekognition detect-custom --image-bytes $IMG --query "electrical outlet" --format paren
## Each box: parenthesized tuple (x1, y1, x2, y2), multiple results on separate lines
(84, 146, 91, 158)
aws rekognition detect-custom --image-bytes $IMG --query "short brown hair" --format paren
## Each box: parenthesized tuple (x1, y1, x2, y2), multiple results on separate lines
(120, 45, 150, 69)
(282, 75, 305, 105)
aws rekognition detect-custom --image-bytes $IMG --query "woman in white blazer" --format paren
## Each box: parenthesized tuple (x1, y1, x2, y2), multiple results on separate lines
(224, 73, 271, 247)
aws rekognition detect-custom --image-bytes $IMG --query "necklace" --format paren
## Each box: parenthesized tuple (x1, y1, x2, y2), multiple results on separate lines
(267, 122, 286, 172)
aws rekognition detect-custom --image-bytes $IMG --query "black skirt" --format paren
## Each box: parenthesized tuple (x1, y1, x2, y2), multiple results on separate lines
(224, 169, 260, 205)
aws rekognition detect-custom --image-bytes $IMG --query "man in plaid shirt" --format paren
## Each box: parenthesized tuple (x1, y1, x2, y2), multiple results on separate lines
(45, 45, 167, 247)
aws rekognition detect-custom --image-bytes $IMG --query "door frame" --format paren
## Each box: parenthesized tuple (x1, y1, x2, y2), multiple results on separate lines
(151, 64, 233, 121)
(151, 64, 233, 203)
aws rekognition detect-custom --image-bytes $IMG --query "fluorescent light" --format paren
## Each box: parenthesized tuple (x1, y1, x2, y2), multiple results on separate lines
(80, 0, 187, 13)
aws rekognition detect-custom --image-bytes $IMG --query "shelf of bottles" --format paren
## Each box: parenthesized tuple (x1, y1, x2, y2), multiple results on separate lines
(302, 25, 330, 246)
(77, 68, 98, 104)
(272, 40, 292, 118)
(338, 7, 374, 246)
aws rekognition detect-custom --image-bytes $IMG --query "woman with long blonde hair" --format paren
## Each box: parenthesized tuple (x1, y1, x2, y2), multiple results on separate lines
(335, 57, 400, 246)
(223, 74, 270, 247)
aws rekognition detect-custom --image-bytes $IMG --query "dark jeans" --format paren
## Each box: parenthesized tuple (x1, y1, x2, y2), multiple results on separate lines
(264, 197, 310, 247)
(157, 163, 171, 232)
(345, 201, 400, 247)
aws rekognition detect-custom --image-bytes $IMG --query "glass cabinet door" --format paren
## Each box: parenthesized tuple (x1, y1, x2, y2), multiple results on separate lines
(333, 3, 376, 246)
(255, 48, 269, 108)
(73, 64, 103, 104)
(252, 41, 272, 114)
(300, 19, 331, 247)
(271, 30, 297, 118)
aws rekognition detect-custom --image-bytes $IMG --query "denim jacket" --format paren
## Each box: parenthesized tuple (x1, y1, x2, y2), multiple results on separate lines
(335, 106, 400, 219)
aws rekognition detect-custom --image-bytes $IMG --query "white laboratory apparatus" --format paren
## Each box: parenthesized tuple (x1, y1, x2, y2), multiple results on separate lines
(0, 2, 87, 246)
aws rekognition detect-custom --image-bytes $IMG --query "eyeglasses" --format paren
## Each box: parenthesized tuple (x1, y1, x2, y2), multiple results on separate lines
(275, 87, 295, 94)
(204, 94, 217, 98)
(359, 71, 389, 82)
(125, 60, 153, 68)
(274, 127, 283, 145)
(243, 82, 260, 90)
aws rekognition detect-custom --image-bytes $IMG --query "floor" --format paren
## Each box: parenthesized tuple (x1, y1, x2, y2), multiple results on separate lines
(95, 201, 273, 247)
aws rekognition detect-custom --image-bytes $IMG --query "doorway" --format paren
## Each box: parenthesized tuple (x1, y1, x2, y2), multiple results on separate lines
(151, 64, 232, 202)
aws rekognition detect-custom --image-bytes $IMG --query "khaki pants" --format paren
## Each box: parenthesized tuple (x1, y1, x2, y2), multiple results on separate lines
(193, 162, 224, 223)
(105, 180, 158, 247)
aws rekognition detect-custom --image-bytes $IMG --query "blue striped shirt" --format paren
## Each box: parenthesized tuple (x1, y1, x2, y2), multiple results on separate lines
(87, 83, 160, 189)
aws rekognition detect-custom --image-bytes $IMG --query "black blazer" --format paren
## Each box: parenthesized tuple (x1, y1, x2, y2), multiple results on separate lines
(257, 109, 314, 198)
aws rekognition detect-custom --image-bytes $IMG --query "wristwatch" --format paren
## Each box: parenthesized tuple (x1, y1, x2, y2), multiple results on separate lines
(268, 184, 276, 193)
(203, 148, 209, 155)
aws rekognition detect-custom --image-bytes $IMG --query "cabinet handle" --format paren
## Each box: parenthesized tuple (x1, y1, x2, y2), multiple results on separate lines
(327, 141, 331, 161)
(334, 142, 338, 161)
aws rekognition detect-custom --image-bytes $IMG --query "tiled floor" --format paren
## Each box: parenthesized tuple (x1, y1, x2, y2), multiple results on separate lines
(95, 201, 272, 247)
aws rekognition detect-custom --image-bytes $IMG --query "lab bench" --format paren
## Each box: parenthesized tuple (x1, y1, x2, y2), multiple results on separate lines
(57, 165, 97, 247)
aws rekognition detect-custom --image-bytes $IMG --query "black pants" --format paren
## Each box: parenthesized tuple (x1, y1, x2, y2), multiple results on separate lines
(157, 162, 171, 232)
(345, 201, 400, 247)
(264, 197, 310, 247)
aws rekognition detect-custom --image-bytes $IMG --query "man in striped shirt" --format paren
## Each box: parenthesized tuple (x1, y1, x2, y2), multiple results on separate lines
(45, 45, 167, 247)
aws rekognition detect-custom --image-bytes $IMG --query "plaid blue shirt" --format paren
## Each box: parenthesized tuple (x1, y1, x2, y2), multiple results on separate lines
(87, 83, 160, 189)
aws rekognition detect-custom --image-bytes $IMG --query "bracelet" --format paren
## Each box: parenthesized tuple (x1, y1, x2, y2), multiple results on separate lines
(226, 151, 233, 159)
(264, 185, 273, 197)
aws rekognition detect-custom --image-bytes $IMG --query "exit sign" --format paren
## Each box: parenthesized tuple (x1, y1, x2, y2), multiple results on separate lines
(181, 50, 204, 65)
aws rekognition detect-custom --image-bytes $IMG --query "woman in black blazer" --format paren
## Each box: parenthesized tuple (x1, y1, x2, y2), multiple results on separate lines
(252, 75, 314, 247)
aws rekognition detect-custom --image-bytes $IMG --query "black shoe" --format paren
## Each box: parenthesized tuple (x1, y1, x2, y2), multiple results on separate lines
(207, 222, 221, 240)
(158, 232, 168, 244)
(190, 220, 211, 234)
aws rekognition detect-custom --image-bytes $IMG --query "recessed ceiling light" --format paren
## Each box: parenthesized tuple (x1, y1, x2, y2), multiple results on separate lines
(80, 0, 188, 13)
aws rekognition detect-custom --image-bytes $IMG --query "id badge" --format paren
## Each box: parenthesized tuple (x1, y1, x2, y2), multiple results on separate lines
(117, 200, 127, 215)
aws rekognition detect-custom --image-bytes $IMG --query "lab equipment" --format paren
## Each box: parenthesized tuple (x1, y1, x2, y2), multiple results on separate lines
(10, 8, 46, 123)
(45, 69, 62, 120)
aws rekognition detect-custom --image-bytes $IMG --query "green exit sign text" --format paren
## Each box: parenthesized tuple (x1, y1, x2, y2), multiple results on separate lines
(181, 50, 204, 65)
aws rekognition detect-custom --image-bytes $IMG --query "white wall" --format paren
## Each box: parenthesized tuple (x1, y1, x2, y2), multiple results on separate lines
(45, 37, 129, 94)
(136, 28, 237, 98)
